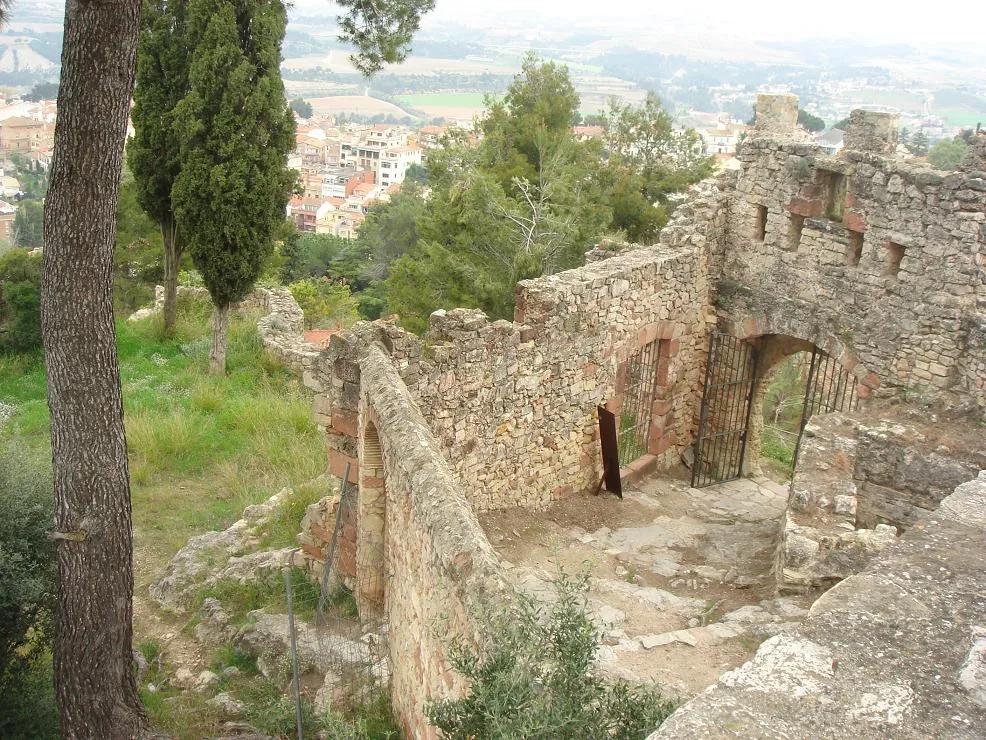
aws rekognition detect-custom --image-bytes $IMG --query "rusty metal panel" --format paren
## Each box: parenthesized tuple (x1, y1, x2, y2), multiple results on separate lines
(597, 405, 623, 498)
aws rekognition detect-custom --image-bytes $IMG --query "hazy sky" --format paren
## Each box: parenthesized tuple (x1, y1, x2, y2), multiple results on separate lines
(308, 1, 986, 47)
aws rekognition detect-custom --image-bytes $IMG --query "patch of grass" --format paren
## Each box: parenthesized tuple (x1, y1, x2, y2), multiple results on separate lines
(1, 297, 326, 582)
(138, 637, 164, 665)
(762, 426, 795, 467)
(194, 567, 321, 625)
(260, 479, 333, 549)
(210, 644, 259, 676)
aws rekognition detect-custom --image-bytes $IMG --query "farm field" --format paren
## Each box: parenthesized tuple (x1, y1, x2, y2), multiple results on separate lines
(938, 109, 986, 127)
(305, 94, 416, 119)
(283, 49, 517, 76)
(395, 92, 491, 121)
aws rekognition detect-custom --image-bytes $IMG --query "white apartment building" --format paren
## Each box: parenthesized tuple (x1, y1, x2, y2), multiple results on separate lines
(377, 145, 422, 187)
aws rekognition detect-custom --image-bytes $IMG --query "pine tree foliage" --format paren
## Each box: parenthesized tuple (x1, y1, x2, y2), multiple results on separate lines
(335, 0, 436, 76)
(383, 57, 711, 333)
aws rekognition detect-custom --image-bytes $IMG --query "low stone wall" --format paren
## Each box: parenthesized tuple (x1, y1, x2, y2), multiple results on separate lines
(653, 471, 986, 739)
(778, 412, 981, 592)
(351, 337, 511, 735)
(255, 288, 323, 391)
(126, 284, 209, 322)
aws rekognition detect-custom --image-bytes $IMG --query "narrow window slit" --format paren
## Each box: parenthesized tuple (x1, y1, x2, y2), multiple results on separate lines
(755, 205, 767, 242)
(847, 229, 864, 267)
(885, 241, 904, 277)
(789, 214, 805, 250)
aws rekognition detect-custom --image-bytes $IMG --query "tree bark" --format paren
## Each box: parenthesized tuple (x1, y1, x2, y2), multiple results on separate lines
(161, 213, 181, 337)
(39, 0, 147, 736)
(210, 302, 230, 375)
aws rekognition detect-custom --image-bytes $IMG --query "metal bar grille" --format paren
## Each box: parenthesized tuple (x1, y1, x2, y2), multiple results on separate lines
(617, 339, 661, 467)
(691, 333, 759, 488)
(792, 347, 859, 465)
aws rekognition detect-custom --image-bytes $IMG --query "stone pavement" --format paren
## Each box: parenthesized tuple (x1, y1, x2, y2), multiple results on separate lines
(484, 473, 817, 698)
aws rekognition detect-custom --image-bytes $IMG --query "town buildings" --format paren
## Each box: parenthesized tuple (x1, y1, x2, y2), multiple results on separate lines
(287, 119, 424, 238)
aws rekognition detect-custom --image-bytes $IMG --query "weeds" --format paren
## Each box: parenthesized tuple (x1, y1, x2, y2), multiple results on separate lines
(427, 569, 676, 739)
(193, 567, 321, 625)
(259, 478, 333, 550)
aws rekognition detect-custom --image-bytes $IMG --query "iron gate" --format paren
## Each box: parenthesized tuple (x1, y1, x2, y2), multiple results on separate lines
(691, 333, 758, 488)
(791, 345, 859, 464)
(617, 339, 661, 467)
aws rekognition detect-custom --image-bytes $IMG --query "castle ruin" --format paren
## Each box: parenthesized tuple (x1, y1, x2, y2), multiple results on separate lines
(296, 93, 986, 737)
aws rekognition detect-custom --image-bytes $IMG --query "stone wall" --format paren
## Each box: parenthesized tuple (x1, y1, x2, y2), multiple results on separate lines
(255, 288, 323, 391)
(300, 98, 986, 733)
(778, 411, 981, 592)
(318, 333, 510, 736)
(715, 95, 986, 411)
(304, 181, 727, 728)
(317, 181, 723, 512)
(653, 472, 986, 739)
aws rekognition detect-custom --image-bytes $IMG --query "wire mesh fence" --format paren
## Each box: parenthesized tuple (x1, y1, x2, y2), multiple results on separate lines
(282, 464, 390, 735)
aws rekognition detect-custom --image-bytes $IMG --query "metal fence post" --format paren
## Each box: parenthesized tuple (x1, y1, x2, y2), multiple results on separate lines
(284, 565, 303, 740)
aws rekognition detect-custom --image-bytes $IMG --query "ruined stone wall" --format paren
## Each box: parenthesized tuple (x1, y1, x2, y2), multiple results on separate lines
(318, 181, 723, 512)
(255, 288, 323, 391)
(320, 338, 510, 736)
(778, 411, 981, 592)
(716, 95, 986, 410)
(655, 471, 986, 739)
(304, 182, 730, 727)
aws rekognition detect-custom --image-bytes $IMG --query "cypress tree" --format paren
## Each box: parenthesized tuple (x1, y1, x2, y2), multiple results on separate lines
(172, 0, 296, 373)
(128, 0, 193, 336)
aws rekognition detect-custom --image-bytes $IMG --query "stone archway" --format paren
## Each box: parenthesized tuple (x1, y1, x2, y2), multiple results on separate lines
(356, 420, 387, 617)
(715, 310, 880, 477)
(744, 334, 862, 476)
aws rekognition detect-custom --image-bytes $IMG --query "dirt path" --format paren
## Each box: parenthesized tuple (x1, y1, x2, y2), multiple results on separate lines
(479, 471, 817, 699)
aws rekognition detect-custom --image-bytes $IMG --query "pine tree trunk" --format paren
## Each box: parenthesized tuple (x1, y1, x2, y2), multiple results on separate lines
(210, 302, 230, 375)
(161, 214, 180, 337)
(39, 0, 147, 736)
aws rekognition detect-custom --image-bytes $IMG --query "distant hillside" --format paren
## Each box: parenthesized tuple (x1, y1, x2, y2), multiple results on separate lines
(0, 40, 58, 73)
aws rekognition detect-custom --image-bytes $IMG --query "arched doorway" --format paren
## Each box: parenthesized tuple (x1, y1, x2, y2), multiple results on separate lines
(691, 332, 860, 487)
(356, 421, 387, 617)
(749, 337, 860, 478)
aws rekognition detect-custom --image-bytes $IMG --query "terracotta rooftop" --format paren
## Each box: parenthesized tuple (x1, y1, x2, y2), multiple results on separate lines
(304, 329, 339, 348)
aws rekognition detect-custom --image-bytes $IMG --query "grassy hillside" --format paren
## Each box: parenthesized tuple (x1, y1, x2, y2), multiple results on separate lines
(0, 296, 341, 736)
(0, 296, 325, 578)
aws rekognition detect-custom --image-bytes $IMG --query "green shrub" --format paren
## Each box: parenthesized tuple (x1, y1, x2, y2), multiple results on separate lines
(288, 277, 359, 330)
(0, 248, 42, 352)
(0, 442, 58, 737)
(427, 571, 676, 739)
(0, 650, 58, 739)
